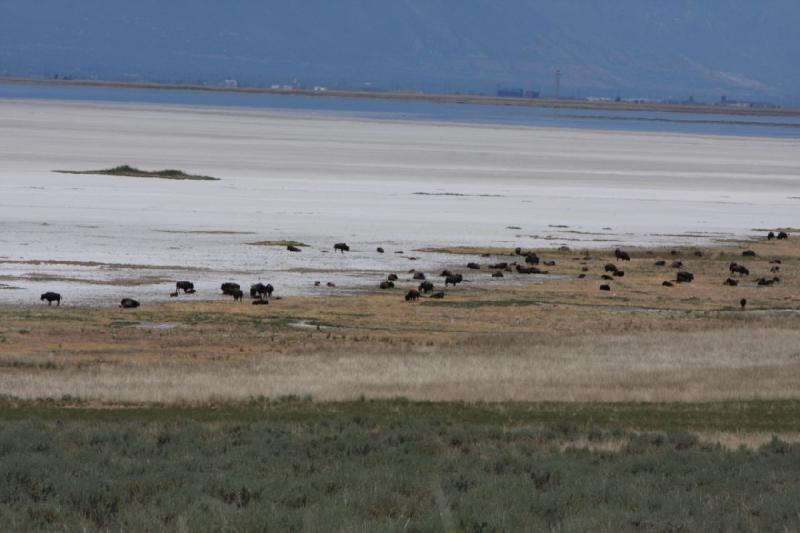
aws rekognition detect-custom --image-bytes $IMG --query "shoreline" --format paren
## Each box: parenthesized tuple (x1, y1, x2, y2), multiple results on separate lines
(3, 75, 799, 118)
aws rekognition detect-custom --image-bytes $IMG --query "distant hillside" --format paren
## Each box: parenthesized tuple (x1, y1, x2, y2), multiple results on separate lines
(1, 0, 798, 104)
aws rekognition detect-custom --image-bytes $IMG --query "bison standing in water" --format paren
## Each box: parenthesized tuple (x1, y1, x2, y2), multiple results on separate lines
(40, 292, 61, 306)
(176, 281, 194, 293)
(120, 298, 140, 309)
(334, 243, 350, 253)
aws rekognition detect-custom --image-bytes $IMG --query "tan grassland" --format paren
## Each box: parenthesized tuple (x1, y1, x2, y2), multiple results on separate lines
(1, 238, 798, 404)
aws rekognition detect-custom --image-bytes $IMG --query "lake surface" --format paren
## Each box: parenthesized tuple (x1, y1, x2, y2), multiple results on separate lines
(2, 82, 799, 139)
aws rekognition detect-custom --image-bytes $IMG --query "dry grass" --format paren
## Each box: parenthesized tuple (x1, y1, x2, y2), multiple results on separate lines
(1, 238, 798, 404)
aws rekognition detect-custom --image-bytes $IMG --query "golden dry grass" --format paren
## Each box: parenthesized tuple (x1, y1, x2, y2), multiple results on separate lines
(1, 238, 798, 404)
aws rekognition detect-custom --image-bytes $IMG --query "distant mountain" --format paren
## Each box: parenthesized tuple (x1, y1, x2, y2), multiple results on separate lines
(1, 0, 798, 104)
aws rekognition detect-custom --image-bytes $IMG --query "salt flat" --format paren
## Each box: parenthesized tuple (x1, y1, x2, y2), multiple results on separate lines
(1, 98, 798, 304)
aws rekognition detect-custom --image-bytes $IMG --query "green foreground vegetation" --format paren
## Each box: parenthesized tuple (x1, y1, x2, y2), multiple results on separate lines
(55, 165, 219, 181)
(0, 400, 798, 531)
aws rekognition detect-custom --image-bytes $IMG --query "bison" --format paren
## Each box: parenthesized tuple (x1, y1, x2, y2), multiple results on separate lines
(604, 264, 619, 273)
(654, 260, 666, 266)
(413, 272, 426, 280)
(778, 231, 789, 240)
(662, 281, 674, 287)
(524, 253, 540, 265)
(387, 274, 399, 281)
(467, 262, 480, 270)
(768, 231, 776, 240)
(221, 282, 240, 295)
(376, 247, 385, 253)
(429, 291, 445, 299)
(120, 298, 140, 309)
(379, 281, 395, 289)
(418, 281, 434, 293)
(440, 270, 454, 278)
(176, 281, 194, 293)
(543, 260, 556, 267)
(405, 290, 420, 302)
(612, 271, 625, 277)
(334, 242, 350, 253)
(670, 261, 683, 269)
(492, 271, 504, 278)
(729, 264, 750, 276)
(614, 249, 631, 261)
(676, 271, 694, 283)
(724, 278, 739, 286)
(599, 284, 611, 291)
(740, 298, 747, 310)
(445, 274, 463, 287)
(40, 292, 61, 306)
(250, 283, 273, 299)
(252, 299, 269, 305)
(742, 250, 756, 257)
(601, 274, 613, 281)
(488, 262, 508, 270)
(287, 245, 302, 252)
(231, 289, 244, 302)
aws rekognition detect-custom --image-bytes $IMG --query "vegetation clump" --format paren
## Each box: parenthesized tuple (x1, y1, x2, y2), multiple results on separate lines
(55, 165, 219, 181)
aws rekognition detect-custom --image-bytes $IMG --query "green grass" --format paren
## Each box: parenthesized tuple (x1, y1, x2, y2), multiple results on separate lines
(54, 165, 219, 181)
(0, 400, 798, 530)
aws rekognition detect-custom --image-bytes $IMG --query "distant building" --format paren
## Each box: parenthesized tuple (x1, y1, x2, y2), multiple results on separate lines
(222, 79, 238, 88)
(717, 95, 779, 109)
(496, 87, 539, 99)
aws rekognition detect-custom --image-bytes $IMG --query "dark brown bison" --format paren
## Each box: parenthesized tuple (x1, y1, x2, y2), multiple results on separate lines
(221, 282, 240, 295)
(120, 298, 140, 309)
(413, 272, 426, 280)
(601, 274, 613, 281)
(662, 281, 674, 287)
(612, 271, 625, 277)
(578, 273, 586, 279)
(516, 266, 544, 274)
(252, 299, 269, 305)
(405, 290, 420, 302)
(287, 245, 302, 252)
(768, 231, 776, 240)
(742, 250, 756, 257)
(757, 277, 780, 286)
(524, 253, 540, 265)
(492, 271, 504, 278)
(778, 231, 789, 240)
(250, 283, 273, 299)
(543, 260, 556, 267)
(467, 262, 480, 270)
(729, 264, 750, 276)
(488, 262, 508, 270)
(387, 274, 398, 281)
(670, 261, 683, 269)
(379, 281, 395, 289)
(724, 278, 739, 286)
(614, 249, 631, 261)
(654, 260, 666, 266)
(445, 274, 463, 287)
(429, 291, 445, 299)
(740, 298, 747, 310)
(334, 242, 350, 253)
(40, 292, 61, 306)
(771, 266, 781, 273)
(418, 281, 434, 293)
(231, 289, 244, 302)
(599, 284, 611, 291)
(176, 281, 194, 293)
(676, 271, 694, 283)
(376, 247, 385, 253)
(604, 263, 618, 273)
(440, 270, 454, 277)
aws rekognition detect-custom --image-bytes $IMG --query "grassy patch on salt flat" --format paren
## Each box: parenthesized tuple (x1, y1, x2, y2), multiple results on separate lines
(246, 240, 309, 248)
(54, 165, 219, 181)
(0, 399, 798, 531)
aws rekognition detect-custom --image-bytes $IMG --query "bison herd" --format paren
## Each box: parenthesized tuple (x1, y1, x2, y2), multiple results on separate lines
(34, 231, 791, 310)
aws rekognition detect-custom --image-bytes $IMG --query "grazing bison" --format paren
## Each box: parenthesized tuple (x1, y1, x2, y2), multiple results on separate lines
(777, 231, 789, 240)
(252, 299, 269, 305)
(742, 250, 756, 257)
(724, 278, 739, 286)
(612, 271, 625, 277)
(376, 247, 384, 253)
(601, 274, 613, 281)
(467, 262, 480, 270)
(524, 254, 540, 265)
(768, 231, 776, 240)
(231, 289, 244, 301)
(334, 242, 350, 253)
(250, 283, 273, 299)
(729, 264, 750, 276)
(599, 284, 611, 291)
(488, 262, 508, 270)
(614, 249, 631, 261)
(120, 298, 140, 309)
(176, 281, 194, 293)
(516, 266, 544, 275)
(543, 260, 556, 267)
(221, 282, 240, 295)
(40, 292, 61, 306)
(387, 274, 399, 281)
(654, 260, 666, 266)
(670, 261, 683, 269)
(578, 273, 586, 279)
(405, 290, 420, 302)
(757, 277, 780, 286)
(604, 264, 619, 273)
(429, 291, 445, 299)
(740, 298, 747, 310)
(662, 281, 674, 287)
(326, 282, 336, 288)
(492, 271, 504, 278)
(418, 281, 434, 293)
(445, 274, 463, 287)
(676, 271, 694, 283)
(413, 272, 426, 280)
(379, 281, 395, 289)
(287, 245, 302, 252)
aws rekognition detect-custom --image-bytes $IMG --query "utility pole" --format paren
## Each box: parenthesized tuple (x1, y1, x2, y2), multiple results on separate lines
(555, 69, 561, 99)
